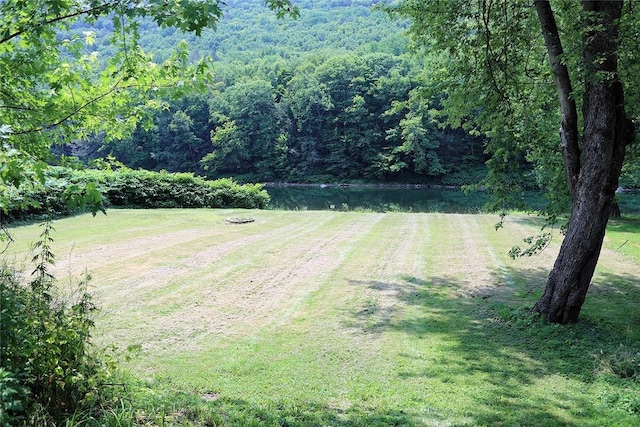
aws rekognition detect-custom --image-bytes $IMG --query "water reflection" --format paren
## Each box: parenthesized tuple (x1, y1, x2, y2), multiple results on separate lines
(266, 185, 488, 213)
(266, 184, 640, 215)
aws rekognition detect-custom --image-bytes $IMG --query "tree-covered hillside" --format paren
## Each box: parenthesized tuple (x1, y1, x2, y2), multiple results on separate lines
(60, 0, 489, 185)
(141, 0, 410, 61)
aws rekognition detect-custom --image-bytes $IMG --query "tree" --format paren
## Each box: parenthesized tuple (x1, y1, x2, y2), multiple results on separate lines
(386, 0, 637, 323)
(203, 79, 287, 180)
(100, 93, 212, 172)
(383, 95, 445, 178)
(314, 53, 420, 179)
(282, 70, 333, 177)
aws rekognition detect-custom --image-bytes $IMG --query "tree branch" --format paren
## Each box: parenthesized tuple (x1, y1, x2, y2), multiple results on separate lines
(534, 0, 581, 199)
(0, 104, 38, 112)
(0, 1, 117, 45)
(0, 211, 15, 255)
(10, 75, 126, 136)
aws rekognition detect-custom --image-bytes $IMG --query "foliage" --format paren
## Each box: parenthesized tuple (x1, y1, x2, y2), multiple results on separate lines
(382, 0, 640, 323)
(0, 0, 219, 150)
(0, 1, 289, 424)
(93, 51, 486, 184)
(4, 164, 270, 222)
(0, 368, 25, 426)
(378, 0, 640, 206)
(83, 166, 270, 210)
(0, 0, 297, 218)
(203, 78, 288, 180)
(36, 0, 486, 186)
(508, 232, 553, 259)
(379, 0, 561, 213)
(0, 222, 117, 425)
(128, 0, 403, 63)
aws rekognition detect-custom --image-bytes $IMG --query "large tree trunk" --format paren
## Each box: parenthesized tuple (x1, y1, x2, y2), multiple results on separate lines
(533, 1, 635, 324)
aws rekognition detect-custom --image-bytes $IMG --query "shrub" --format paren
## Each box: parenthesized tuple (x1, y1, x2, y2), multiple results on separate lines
(5, 165, 270, 222)
(0, 222, 116, 425)
(90, 169, 269, 209)
(602, 345, 640, 382)
(0, 368, 26, 426)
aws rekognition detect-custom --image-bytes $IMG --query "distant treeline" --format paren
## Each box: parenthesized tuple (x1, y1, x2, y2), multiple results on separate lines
(56, 0, 489, 185)
(53, 0, 640, 189)
(60, 51, 488, 185)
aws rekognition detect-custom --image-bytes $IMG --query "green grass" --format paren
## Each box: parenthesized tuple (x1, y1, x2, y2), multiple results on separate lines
(5, 209, 640, 426)
(605, 217, 640, 262)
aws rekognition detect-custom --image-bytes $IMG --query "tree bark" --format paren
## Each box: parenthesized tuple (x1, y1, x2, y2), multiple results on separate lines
(534, 0, 580, 199)
(533, 1, 635, 323)
(610, 202, 621, 218)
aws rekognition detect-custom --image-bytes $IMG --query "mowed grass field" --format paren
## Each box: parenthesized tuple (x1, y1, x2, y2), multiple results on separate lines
(6, 209, 640, 426)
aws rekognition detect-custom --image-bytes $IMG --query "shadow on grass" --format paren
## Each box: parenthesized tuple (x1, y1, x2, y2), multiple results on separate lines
(141, 266, 639, 427)
(588, 270, 640, 330)
(344, 268, 640, 426)
(142, 390, 451, 426)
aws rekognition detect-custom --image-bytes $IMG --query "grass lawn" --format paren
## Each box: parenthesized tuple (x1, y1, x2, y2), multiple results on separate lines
(5, 209, 640, 426)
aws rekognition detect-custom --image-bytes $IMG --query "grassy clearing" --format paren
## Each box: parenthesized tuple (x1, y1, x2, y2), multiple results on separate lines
(5, 209, 640, 426)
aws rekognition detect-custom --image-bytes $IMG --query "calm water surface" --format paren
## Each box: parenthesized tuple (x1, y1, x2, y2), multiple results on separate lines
(266, 185, 490, 213)
(266, 185, 640, 215)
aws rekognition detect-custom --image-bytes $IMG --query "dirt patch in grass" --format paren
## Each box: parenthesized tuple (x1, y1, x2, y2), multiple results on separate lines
(147, 213, 389, 351)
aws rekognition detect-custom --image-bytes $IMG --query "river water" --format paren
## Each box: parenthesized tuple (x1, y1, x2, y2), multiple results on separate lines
(267, 185, 505, 213)
(266, 184, 640, 215)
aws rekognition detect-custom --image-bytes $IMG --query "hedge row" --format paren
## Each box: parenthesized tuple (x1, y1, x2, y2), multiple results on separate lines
(6, 167, 270, 222)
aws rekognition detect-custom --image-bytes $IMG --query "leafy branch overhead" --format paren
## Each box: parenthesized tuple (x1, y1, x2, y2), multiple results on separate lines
(0, 0, 299, 143)
(0, 3, 292, 422)
(1, 1, 218, 148)
(0, 0, 296, 216)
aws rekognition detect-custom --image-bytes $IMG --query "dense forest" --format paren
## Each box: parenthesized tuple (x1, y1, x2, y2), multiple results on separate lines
(57, 0, 488, 185)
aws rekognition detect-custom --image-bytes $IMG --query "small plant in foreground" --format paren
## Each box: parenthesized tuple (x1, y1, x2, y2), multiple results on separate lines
(0, 367, 26, 426)
(0, 221, 118, 425)
(493, 304, 541, 328)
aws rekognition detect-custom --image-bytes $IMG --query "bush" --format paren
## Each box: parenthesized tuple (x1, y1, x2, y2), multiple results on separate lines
(5, 165, 270, 222)
(0, 368, 26, 426)
(0, 222, 116, 425)
(91, 169, 269, 209)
